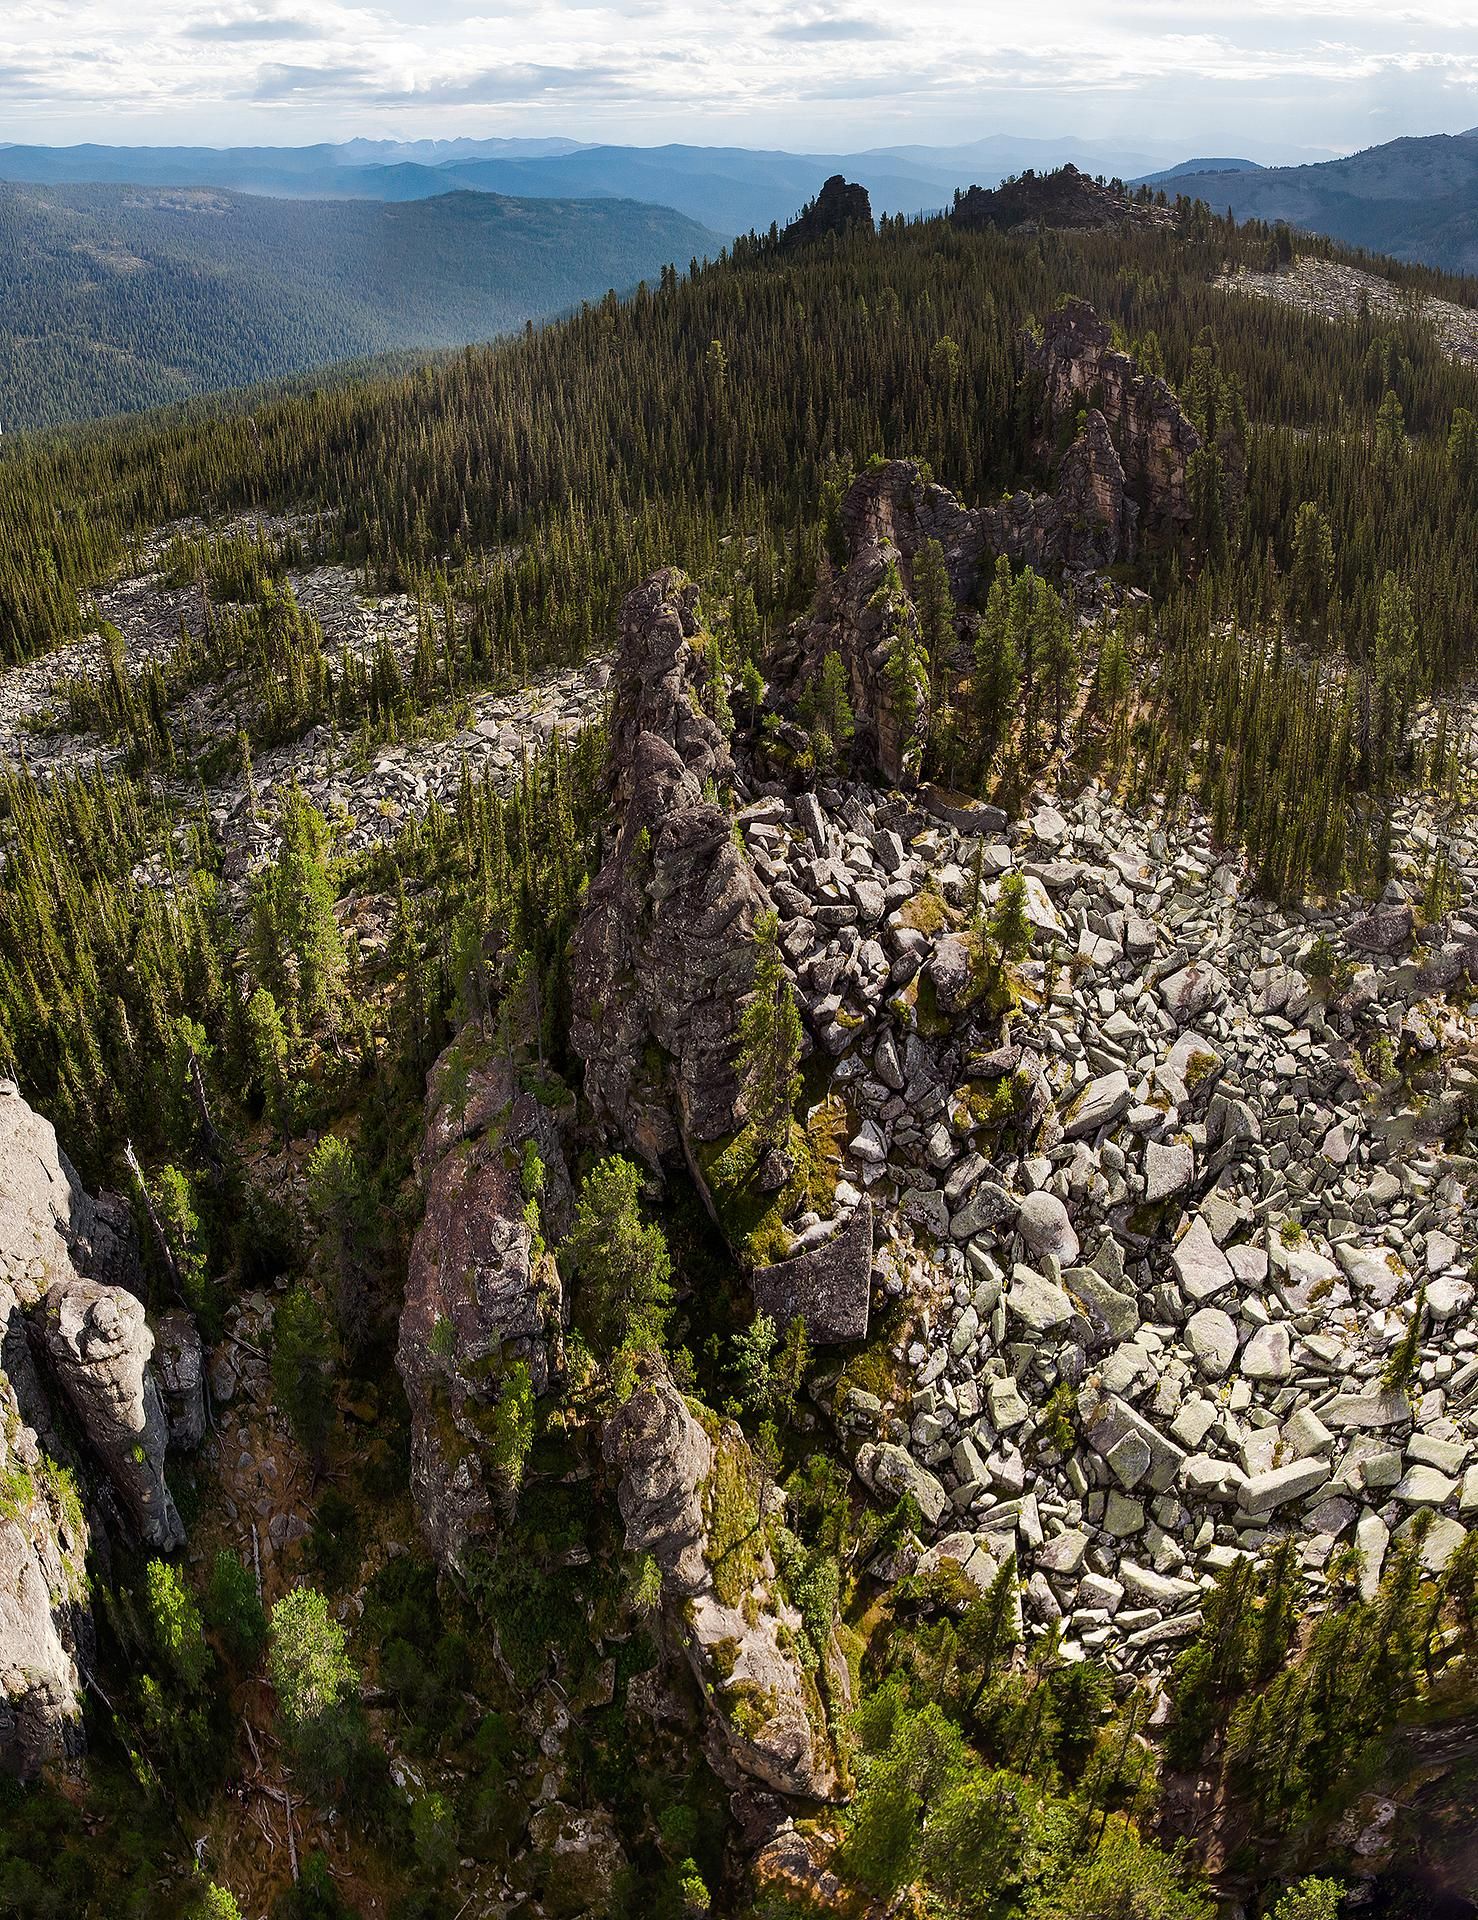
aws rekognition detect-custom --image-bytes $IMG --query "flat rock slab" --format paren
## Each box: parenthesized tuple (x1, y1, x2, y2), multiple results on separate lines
(751, 1197, 873, 1345)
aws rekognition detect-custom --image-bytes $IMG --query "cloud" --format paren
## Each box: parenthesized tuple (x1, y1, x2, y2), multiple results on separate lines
(772, 8, 896, 41)
(251, 60, 373, 98)
(368, 62, 631, 106)
(4, 0, 1478, 160)
(187, 13, 326, 40)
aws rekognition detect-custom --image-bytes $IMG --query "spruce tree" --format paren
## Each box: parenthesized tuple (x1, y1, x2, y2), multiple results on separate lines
(735, 908, 803, 1152)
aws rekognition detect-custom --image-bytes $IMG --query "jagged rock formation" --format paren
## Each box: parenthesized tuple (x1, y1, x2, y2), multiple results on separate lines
(570, 570, 772, 1170)
(36, 1278, 183, 1552)
(793, 466, 955, 783)
(783, 175, 873, 247)
(983, 409, 1139, 572)
(603, 1359, 849, 1800)
(397, 1026, 571, 1569)
(782, 304, 1200, 691)
(952, 164, 1173, 235)
(0, 1079, 193, 1773)
(1025, 298, 1202, 541)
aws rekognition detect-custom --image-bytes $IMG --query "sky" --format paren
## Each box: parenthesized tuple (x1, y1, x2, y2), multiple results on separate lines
(2, 0, 1478, 160)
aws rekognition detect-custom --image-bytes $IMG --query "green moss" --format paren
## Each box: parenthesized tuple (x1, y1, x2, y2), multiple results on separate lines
(725, 1682, 778, 1742)
(705, 1433, 766, 1609)
(0, 1461, 36, 1527)
(897, 885, 952, 936)
(709, 1635, 742, 1681)
(697, 1100, 846, 1269)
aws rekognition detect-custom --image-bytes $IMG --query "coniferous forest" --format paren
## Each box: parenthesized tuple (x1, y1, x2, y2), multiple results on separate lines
(2, 175, 1478, 1920)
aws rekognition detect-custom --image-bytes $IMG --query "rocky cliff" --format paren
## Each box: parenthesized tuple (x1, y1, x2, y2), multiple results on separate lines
(397, 1026, 571, 1569)
(1025, 298, 1202, 541)
(603, 1358, 850, 1800)
(570, 570, 773, 1171)
(0, 1080, 191, 1775)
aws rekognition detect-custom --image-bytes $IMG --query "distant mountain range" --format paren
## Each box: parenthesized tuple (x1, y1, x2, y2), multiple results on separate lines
(1156, 133, 1478, 276)
(0, 134, 1192, 237)
(0, 181, 720, 432)
(1137, 158, 1263, 186)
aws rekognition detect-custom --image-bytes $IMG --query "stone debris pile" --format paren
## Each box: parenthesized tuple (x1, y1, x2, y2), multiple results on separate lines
(735, 769, 1478, 1674)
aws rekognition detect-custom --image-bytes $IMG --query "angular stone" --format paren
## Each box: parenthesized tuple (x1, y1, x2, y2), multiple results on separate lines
(1063, 1267, 1140, 1341)
(1145, 1140, 1194, 1202)
(1240, 1323, 1292, 1382)
(858, 1442, 948, 1527)
(1391, 1464, 1457, 1507)
(1037, 1527, 1089, 1576)
(1185, 1307, 1237, 1379)
(1238, 1459, 1329, 1516)
(1006, 1265, 1074, 1335)
(1063, 1071, 1131, 1140)
(1172, 1216, 1236, 1303)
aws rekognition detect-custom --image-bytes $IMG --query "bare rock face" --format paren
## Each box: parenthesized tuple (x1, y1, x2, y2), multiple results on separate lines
(603, 1361, 850, 1801)
(0, 1081, 192, 1772)
(601, 1361, 714, 1594)
(1026, 299, 1202, 541)
(0, 1369, 89, 1780)
(397, 1026, 569, 1569)
(37, 1278, 183, 1553)
(751, 1197, 873, 1344)
(570, 570, 773, 1170)
(0, 1081, 141, 1307)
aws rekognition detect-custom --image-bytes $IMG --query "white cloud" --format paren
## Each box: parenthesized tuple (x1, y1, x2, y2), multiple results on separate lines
(0, 0, 1475, 155)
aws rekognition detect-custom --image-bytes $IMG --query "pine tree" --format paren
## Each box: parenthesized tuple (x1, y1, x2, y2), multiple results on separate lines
(735, 908, 803, 1152)
(989, 871, 1034, 963)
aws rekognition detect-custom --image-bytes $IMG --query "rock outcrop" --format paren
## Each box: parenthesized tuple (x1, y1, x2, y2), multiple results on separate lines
(36, 1278, 182, 1552)
(1025, 298, 1203, 541)
(570, 570, 773, 1170)
(0, 1367, 89, 1779)
(952, 164, 1174, 236)
(397, 1025, 570, 1569)
(783, 175, 873, 247)
(0, 1080, 191, 1772)
(603, 1360, 849, 1800)
(796, 466, 954, 782)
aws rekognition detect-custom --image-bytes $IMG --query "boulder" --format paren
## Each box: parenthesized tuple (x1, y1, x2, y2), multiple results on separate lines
(1016, 1192, 1080, 1267)
(1345, 905, 1414, 955)
(750, 1198, 872, 1345)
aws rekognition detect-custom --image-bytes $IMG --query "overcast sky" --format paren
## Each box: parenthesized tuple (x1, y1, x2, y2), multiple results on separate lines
(3, 1, 1478, 159)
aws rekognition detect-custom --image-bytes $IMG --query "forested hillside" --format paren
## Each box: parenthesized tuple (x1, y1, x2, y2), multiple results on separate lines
(0, 181, 719, 429)
(2, 185, 1478, 1920)
(1168, 131, 1478, 275)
